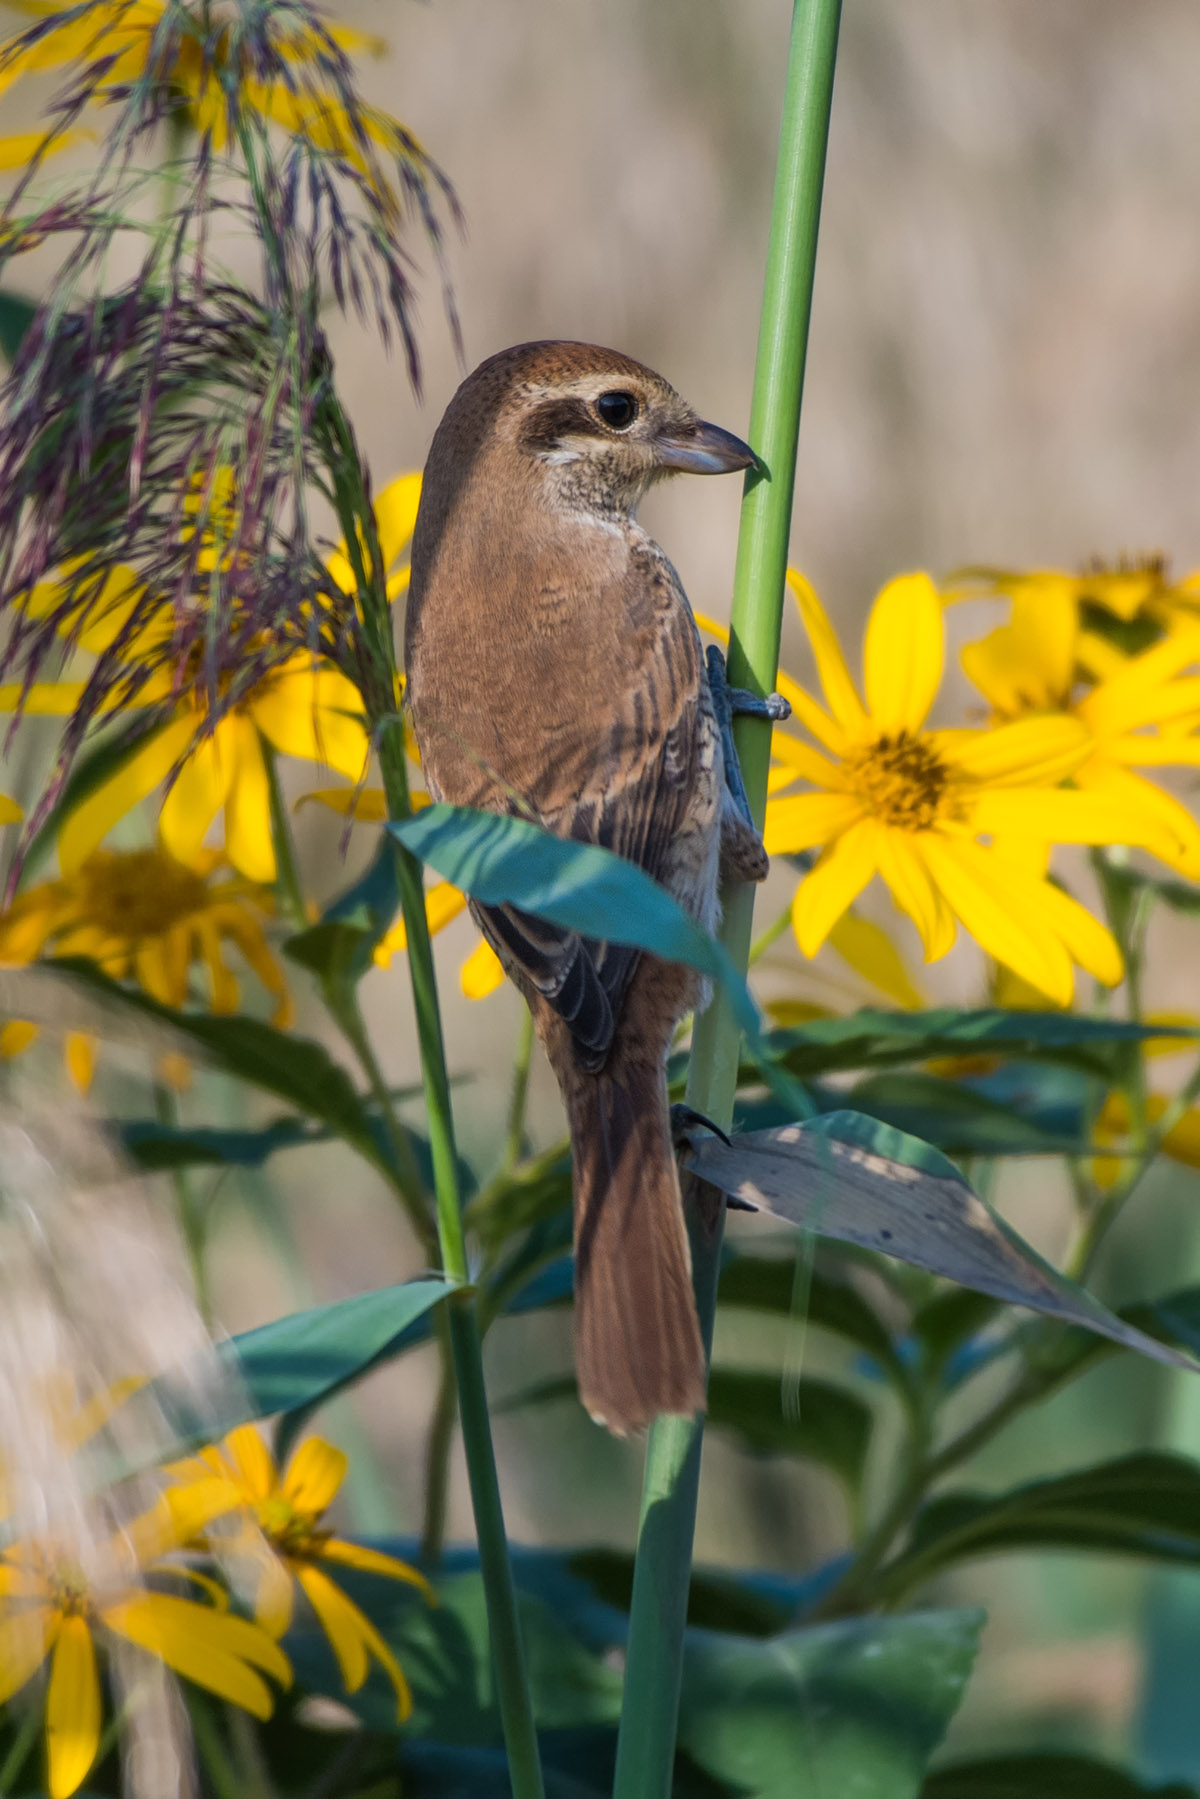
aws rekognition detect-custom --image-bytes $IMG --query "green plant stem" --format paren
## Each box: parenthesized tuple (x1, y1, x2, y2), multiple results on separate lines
(376, 722, 544, 1799)
(329, 985, 437, 1261)
(263, 736, 309, 932)
(748, 899, 793, 967)
(421, 1299, 459, 1566)
(613, 5, 842, 1794)
(503, 1003, 536, 1173)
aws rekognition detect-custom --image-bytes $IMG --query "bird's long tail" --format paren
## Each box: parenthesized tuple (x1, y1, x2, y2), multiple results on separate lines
(567, 1049, 706, 1434)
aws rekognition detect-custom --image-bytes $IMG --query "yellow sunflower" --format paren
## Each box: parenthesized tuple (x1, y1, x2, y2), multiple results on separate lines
(960, 590, 1200, 877)
(0, 1501, 291, 1799)
(167, 1426, 432, 1722)
(759, 571, 1165, 1006)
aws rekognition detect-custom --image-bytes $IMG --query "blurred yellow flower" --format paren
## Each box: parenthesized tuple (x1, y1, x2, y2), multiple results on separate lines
(0, 847, 290, 1088)
(167, 1426, 431, 1722)
(1094, 1089, 1200, 1188)
(0, 0, 394, 169)
(758, 571, 1164, 1006)
(0, 1505, 291, 1799)
(944, 556, 1200, 642)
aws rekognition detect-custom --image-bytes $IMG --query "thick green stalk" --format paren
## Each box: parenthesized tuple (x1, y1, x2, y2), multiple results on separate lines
(376, 725, 544, 1799)
(613, 5, 842, 1795)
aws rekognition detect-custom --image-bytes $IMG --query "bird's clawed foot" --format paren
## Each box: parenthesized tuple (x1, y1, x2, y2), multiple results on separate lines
(670, 1102, 732, 1154)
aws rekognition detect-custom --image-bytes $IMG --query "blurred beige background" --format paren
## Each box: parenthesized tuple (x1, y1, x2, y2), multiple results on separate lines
(6, 0, 1200, 1758)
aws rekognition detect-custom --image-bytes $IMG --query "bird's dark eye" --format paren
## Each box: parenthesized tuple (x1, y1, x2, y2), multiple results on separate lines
(596, 391, 639, 430)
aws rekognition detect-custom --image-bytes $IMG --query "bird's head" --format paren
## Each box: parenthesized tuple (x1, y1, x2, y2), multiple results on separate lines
(431, 340, 758, 522)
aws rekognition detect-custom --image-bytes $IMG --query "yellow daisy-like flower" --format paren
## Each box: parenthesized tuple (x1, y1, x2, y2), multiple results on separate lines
(0, 0, 392, 167)
(759, 572, 1164, 1006)
(167, 1426, 432, 1722)
(0, 1507, 291, 1799)
(960, 590, 1200, 878)
(0, 846, 290, 1088)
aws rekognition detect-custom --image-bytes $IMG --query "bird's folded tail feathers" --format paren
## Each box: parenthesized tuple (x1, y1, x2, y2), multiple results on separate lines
(568, 1057, 706, 1435)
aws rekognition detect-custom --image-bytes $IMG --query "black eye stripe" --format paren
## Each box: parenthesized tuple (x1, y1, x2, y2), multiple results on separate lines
(596, 391, 639, 430)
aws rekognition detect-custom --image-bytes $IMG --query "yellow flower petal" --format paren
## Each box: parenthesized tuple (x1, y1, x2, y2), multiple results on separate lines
(319, 1537, 436, 1601)
(970, 787, 1173, 849)
(876, 832, 956, 962)
(223, 720, 276, 884)
(374, 882, 469, 965)
(104, 1594, 290, 1718)
(460, 937, 505, 999)
(46, 1615, 101, 1799)
(224, 1426, 277, 1502)
(826, 909, 925, 1009)
(767, 732, 844, 789)
(59, 715, 198, 874)
(251, 657, 368, 782)
(918, 837, 1075, 1005)
(283, 1437, 346, 1515)
(791, 819, 879, 957)
(373, 472, 422, 572)
(253, 1551, 295, 1640)
(297, 1564, 368, 1694)
(0, 1605, 53, 1705)
(298, 1565, 411, 1722)
(788, 570, 867, 742)
(65, 1033, 95, 1094)
(297, 787, 389, 822)
(863, 573, 943, 735)
(0, 793, 21, 823)
(937, 715, 1090, 785)
(159, 724, 235, 870)
(0, 1019, 38, 1056)
(763, 792, 863, 856)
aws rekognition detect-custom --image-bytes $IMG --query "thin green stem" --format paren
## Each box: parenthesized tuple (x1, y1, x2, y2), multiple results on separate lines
(748, 899, 793, 967)
(263, 736, 309, 932)
(329, 985, 437, 1261)
(421, 1300, 460, 1567)
(376, 724, 543, 1798)
(502, 1004, 536, 1173)
(614, 6, 842, 1794)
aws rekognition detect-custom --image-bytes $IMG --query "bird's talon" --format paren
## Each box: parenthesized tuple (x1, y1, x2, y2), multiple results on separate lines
(670, 1103, 732, 1152)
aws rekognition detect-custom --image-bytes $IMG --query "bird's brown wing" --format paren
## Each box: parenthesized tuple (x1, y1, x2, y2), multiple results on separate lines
(471, 555, 706, 1071)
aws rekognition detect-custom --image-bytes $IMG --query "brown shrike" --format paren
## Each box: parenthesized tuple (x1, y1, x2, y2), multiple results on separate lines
(405, 341, 774, 1435)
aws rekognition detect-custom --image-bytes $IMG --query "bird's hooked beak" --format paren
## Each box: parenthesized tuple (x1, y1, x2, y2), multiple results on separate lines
(655, 419, 759, 477)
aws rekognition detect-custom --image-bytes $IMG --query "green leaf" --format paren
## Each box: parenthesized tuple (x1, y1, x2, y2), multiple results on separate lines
(684, 1117, 1200, 1373)
(283, 839, 403, 995)
(923, 1755, 1197, 1799)
(0, 290, 36, 362)
(389, 804, 813, 1119)
(496, 1365, 871, 1490)
(222, 1277, 455, 1421)
(38, 959, 382, 1158)
(756, 1007, 1192, 1081)
(882, 1454, 1200, 1601)
(120, 1115, 319, 1172)
(705, 1369, 871, 1490)
(718, 1252, 906, 1384)
(845, 1071, 1087, 1157)
(677, 1608, 983, 1799)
